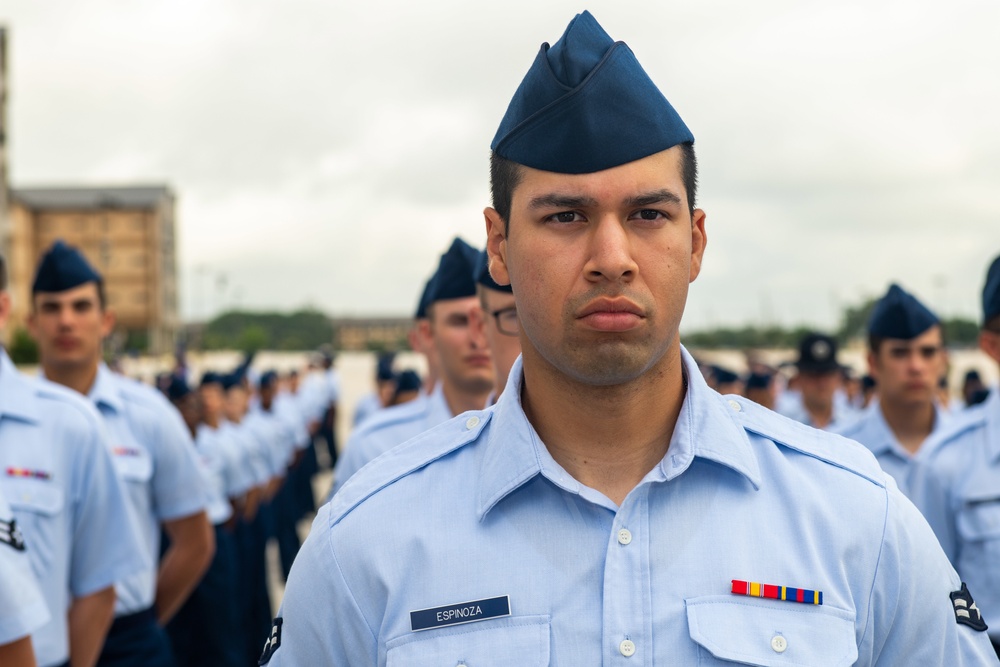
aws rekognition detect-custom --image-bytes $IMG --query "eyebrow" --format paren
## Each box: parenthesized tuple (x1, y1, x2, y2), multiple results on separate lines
(528, 189, 682, 210)
(623, 189, 682, 208)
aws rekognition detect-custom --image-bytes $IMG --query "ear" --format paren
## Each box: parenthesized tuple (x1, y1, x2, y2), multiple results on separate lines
(0, 292, 11, 331)
(689, 209, 707, 283)
(484, 207, 511, 287)
(101, 308, 117, 338)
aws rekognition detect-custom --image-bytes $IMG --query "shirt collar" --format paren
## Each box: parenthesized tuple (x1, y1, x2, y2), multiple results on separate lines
(0, 349, 42, 423)
(427, 382, 455, 422)
(476, 346, 761, 519)
(87, 363, 124, 414)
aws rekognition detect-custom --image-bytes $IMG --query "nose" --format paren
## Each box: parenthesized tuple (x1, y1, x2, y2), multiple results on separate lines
(584, 216, 638, 284)
(468, 308, 488, 350)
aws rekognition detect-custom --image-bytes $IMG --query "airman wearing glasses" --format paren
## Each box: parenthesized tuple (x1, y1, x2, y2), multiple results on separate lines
(475, 249, 521, 401)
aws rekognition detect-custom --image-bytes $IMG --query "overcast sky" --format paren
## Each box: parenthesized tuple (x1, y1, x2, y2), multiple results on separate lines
(2, 0, 998, 331)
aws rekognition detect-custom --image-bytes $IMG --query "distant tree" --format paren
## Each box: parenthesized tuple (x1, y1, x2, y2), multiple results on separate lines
(8, 327, 39, 364)
(237, 325, 269, 353)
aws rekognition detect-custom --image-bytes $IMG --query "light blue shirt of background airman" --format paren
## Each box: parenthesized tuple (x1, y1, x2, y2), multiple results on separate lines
(1, 351, 146, 666)
(87, 363, 209, 615)
(0, 485, 49, 648)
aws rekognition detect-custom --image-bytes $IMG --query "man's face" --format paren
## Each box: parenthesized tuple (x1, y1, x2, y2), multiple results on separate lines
(421, 296, 494, 396)
(199, 383, 224, 420)
(28, 282, 113, 369)
(869, 326, 946, 408)
(174, 393, 202, 431)
(485, 147, 706, 386)
(225, 386, 249, 422)
(479, 286, 521, 393)
(798, 371, 840, 408)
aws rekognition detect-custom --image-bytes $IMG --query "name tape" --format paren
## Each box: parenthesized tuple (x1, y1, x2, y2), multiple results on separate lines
(410, 595, 511, 632)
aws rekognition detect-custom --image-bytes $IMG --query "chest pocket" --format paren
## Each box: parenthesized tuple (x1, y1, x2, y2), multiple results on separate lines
(686, 596, 857, 667)
(956, 498, 1000, 595)
(111, 448, 153, 485)
(5, 478, 65, 579)
(385, 615, 550, 667)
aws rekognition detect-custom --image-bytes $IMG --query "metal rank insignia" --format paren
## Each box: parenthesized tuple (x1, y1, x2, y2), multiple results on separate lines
(731, 579, 823, 605)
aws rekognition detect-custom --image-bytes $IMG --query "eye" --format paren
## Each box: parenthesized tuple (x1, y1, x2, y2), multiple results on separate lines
(545, 211, 583, 223)
(629, 209, 668, 222)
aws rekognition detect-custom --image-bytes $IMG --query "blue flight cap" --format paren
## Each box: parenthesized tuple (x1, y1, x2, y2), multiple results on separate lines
(199, 371, 223, 387)
(427, 238, 479, 303)
(220, 373, 241, 391)
(745, 373, 772, 391)
(376, 353, 396, 382)
(711, 366, 740, 385)
(491, 11, 694, 174)
(415, 274, 436, 319)
(868, 284, 939, 340)
(32, 240, 102, 294)
(475, 249, 513, 294)
(394, 370, 422, 396)
(258, 370, 279, 389)
(166, 376, 193, 402)
(983, 254, 1000, 323)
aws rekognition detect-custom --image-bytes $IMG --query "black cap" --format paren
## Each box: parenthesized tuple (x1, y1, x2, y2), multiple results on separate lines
(796, 332, 840, 374)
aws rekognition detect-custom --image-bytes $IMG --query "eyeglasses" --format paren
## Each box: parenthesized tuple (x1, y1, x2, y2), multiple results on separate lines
(491, 306, 519, 336)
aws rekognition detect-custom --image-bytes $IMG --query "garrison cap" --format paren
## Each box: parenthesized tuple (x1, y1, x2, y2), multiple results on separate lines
(199, 371, 223, 387)
(166, 376, 193, 402)
(711, 366, 739, 385)
(795, 332, 840, 374)
(258, 370, 279, 389)
(427, 238, 478, 303)
(376, 353, 396, 382)
(32, 240, 102, 293)
(491, 10, 693, 174)
(394, 370, 422, 397)
(745, 373, 773, 391)
(475, 249, 513, 294)
(868, 284, 939, 340)
(983, 254, 1000, 323)
(415, 275, 436, 319)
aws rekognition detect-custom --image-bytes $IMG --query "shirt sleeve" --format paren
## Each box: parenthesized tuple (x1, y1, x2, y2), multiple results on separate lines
(265, 505, 377, 666)
(69, 420, 150, 597)
(861, 485, 998, 664)
(0, 496, 50, 645)
(151, 405, 210, 521)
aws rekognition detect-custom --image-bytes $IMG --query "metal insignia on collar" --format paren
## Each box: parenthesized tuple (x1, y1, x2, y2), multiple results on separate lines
(0, 517, 26, 552)
(951, 583, 988, 632)
(811, 340, 831, 360)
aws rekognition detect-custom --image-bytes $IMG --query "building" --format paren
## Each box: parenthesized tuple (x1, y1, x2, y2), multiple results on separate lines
(332, 316, 413, 352)
(6, 185, 180, 353)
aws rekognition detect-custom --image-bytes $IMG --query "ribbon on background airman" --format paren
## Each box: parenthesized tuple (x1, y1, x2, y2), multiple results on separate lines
(5, 467, 51, 480)
(731, 579, 823, 605)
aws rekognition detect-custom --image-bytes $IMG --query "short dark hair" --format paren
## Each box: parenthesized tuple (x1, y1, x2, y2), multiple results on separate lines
(869, 325, 945, 354)
(0, 254, 7, 291)
(489, 142, 699, 231)
(985, 314, 1000, 333)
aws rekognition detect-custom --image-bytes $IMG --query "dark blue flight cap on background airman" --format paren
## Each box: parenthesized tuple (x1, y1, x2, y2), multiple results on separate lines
(199, 371, 223, 387)
(376, 353, 396, 382)
(745, 372, 773, 390)
(868, 284, 939, 339)
(258, 370, 279, 389)
(394, 370, 422, 395)
(32, 240, 102, 293)
(415, 275, 436, 319)
(427, 238, 479, 303)
(166, 376, 193, 402)
(475, 249, 513, 294)
(491, 10, 694, 174)
(983, 254, 1000, 323)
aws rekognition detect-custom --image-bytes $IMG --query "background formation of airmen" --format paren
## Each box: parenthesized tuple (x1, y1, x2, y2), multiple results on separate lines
(2, 11, 1000, 667)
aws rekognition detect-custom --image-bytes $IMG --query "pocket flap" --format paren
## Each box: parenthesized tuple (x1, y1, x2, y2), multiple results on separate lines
(6, 479, 65, 516)
(957, 500, 1000, 541)
(686, 596, 857, 667)
(386, 614, 550, 667)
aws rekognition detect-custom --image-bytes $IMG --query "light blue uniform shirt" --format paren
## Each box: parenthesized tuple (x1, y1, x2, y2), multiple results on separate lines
(0, 487, 50, 646)
(220, 419, 271, 486)
(778, 398, 859, 432)
(353, 391, 383, 427)
(244, 408, 293, 477)
(87, 364, 209, 615)
(270, 350, 997, 665)
(1, 353, 146, 666)
(912, 388, 1000, 642)
(836, 402, 949, 498)
(331, 384, 452, 496)
(193, 424, 237, 525)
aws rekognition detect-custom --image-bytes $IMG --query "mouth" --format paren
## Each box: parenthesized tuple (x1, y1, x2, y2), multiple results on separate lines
(465, 354, 493, 367)
(576, 297, 645, 332)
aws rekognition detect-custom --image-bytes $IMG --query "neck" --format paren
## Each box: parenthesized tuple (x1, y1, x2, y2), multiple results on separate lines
(804, 398, 833, 429)
(520, 343, 685, 507)
(43, 359, 99, 396)
(880, 398, 935, 454)
(203, 413, 220, 429)
(440, 380, 490, 416)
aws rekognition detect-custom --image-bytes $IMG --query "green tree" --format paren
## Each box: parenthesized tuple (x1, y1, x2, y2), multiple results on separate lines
(8, 327, 39, 365)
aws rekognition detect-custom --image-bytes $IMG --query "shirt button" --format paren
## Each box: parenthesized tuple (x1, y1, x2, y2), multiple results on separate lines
(619, 639, 636, 657)
(727, 399, 742, 412)
(617, 529, 633, 545)
(771, 635, 787, 653)
(465, 416, 480, 429)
